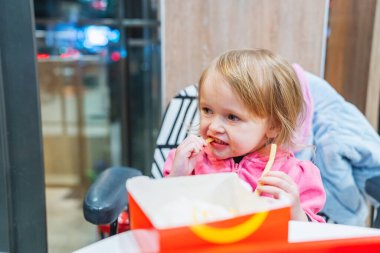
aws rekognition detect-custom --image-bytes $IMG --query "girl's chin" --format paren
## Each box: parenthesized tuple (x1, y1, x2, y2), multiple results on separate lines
(210, 150, 230, 160)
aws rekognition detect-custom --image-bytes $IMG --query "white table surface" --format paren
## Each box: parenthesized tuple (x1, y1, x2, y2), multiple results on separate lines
(73, 221, 380, 253)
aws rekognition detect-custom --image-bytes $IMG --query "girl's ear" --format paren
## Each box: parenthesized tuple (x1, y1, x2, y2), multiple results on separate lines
(266, 122, 280, 139)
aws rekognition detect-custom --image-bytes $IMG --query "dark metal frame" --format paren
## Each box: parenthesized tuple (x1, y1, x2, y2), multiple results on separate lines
(0, 0, 47, 252)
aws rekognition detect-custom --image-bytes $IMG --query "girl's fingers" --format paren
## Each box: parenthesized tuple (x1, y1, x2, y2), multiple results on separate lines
(182, 135, 207, 149)
(258, 176, 290, 192)
(258, 171, 300, 199)
(265, 171, 293, 184)
(177, 136, 206, 157)
(258, 171, 304, 220)
(195, 136, 207, 147)
(256, 185, 285, 199)
(186, 143, 202, 158)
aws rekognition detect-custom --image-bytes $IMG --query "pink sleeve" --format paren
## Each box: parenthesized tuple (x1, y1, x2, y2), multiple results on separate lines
(163, 149, 176, 177)
(293, 160, 326, 223)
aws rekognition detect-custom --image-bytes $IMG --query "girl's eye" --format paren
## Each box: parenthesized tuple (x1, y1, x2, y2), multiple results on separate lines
(201, 107, 212, 115)
(227, 114, 240, 121)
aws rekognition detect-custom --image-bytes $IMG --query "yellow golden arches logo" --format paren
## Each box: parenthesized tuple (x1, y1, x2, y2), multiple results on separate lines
(189, 211, 269, 244)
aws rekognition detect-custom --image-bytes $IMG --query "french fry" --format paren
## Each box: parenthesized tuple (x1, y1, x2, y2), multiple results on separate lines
(261, 143, 277, 175)
(206, 137, 214, 144)
(254, 143, 277, 195)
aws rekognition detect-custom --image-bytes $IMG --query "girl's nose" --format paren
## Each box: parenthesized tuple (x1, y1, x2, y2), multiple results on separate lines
(209, 117, 225, 133)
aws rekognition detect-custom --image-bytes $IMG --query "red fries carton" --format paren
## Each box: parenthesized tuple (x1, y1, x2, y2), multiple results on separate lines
(126, 173, 290, 251)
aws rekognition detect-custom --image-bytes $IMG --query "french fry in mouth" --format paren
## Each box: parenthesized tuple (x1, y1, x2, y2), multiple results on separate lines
(206, 137, 214, 144)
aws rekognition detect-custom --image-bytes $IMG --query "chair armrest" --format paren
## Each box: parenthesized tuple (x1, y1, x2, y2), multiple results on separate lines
(83, 166, 142, 225)
(365, 175, 380, 203)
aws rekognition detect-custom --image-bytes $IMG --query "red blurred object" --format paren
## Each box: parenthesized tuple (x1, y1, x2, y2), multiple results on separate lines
(91, 0, 107, 11)
(97, 210, 130, 238)
(60, 48, 81, 59)
(37, 53, 50, 60)
(111, 51, 121, 62)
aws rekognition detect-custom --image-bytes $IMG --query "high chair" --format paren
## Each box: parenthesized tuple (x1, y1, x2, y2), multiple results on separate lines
(83, 66, 380, 238)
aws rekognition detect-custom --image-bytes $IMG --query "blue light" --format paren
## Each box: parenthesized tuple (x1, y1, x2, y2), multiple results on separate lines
(120, 48, 127, 58)
(84, 26, 110, 47)
(108, 29, 120, 43)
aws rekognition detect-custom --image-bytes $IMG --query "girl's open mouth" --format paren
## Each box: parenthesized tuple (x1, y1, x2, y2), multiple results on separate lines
(210, 137, 228, 146)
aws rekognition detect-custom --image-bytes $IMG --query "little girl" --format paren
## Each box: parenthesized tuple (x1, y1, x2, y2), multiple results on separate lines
(163, 49, 326, 222)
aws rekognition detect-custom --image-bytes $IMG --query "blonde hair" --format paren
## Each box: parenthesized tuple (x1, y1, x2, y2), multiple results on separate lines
(198, 49, 305, 149)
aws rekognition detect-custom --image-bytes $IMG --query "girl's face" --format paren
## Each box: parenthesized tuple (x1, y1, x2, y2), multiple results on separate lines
(199, 72, 274, 160)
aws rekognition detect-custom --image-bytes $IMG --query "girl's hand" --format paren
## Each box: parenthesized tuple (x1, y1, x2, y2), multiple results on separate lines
(256, 171, 308, 221)
(169, 135, 207, 177)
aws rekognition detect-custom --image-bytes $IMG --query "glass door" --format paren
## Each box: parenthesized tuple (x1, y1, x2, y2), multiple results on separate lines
(34, 0, 161, 187)
(33, 0, 161, 251)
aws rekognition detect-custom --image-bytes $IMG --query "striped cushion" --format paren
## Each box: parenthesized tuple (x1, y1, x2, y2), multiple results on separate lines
(151, 85, 199, 178)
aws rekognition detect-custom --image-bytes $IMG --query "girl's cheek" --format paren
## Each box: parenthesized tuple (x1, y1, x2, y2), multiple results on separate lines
(199, 123, 208, 137)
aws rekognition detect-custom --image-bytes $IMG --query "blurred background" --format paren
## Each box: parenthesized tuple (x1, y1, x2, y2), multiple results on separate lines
(2, 0, 379, 252)
(35, 0, 161, 186)
(33, 0, 161, 251)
